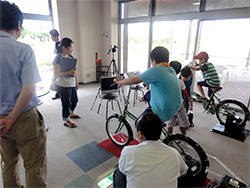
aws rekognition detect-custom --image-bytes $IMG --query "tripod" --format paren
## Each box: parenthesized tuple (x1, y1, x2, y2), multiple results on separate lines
(90, 45, 121, 111)
(105, 45, 119, 77)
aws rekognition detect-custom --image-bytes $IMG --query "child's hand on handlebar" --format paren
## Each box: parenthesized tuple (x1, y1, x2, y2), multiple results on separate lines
(113, 77, 120, 84)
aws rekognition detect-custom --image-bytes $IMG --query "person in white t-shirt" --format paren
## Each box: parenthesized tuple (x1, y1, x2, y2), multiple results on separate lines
(113, 112, 188, 188)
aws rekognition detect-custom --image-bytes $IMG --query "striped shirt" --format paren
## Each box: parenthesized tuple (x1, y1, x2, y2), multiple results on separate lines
(203, 62, 220, 87)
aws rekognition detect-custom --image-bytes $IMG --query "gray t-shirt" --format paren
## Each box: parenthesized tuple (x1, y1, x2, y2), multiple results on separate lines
(52, 54, 76, 87)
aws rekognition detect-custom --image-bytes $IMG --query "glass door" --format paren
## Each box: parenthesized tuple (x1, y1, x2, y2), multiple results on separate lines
(19, 19, 54, 89)
(127, 23, 149, 74)
(152, 20, 191, 63)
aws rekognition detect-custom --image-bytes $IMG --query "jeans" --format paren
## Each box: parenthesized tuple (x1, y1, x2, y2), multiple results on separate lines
(56, 85, 78, 121)
(134, 107, 152, 127)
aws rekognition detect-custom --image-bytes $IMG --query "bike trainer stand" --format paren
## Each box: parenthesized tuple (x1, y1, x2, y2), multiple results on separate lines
(210, 115, 249, 142)
(210, 124, 249, 142)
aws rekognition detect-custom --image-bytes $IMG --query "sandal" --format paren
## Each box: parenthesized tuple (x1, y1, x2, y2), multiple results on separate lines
(70, 115, 81, 119)
(64, 122, 77, 128)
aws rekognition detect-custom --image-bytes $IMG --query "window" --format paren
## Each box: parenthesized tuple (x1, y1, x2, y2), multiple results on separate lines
(19, 19, 55, 89)
(122, 0, 150, 19)
(206, 0, 250, 11)
(127, 23, 149, 73)
(155, 0, 200, 15)
(152, 20, 191, 63)
(119, 0, 250, 105)
(10, 0, 54, 89)
(199, 19, 250, 74)
(10, 0, 50, 15)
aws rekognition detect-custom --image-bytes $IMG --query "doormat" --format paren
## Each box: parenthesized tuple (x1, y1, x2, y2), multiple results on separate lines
(98, 137, 139, 158)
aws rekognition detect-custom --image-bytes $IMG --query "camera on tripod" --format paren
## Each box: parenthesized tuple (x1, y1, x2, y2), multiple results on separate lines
(107, 45, 118, 55)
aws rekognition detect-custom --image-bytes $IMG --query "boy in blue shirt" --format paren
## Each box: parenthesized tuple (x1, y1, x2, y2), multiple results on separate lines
(114, 46, 181, 123)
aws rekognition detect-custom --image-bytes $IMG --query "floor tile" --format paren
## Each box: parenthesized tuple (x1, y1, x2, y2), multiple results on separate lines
(66, 141, 113, 173)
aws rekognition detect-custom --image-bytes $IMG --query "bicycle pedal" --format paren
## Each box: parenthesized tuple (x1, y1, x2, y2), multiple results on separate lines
(206, 110, 215, 115)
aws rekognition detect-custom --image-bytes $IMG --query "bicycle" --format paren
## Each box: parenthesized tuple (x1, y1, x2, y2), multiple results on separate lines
(191, 87, 249, 127)
(106, 84, 210, 187)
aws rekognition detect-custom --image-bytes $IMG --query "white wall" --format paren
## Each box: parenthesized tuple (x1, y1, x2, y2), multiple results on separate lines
(55, 0, 118, 83)
(102, 0, 119, 69)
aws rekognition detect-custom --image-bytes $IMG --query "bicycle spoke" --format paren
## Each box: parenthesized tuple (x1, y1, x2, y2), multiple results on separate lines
(106, 115, 131, 146)
(216, 100, 248, 126)
(168, 139, 204, 177)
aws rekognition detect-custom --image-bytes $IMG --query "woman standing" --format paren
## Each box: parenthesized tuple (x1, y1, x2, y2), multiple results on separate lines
(53, 37, 80, 128)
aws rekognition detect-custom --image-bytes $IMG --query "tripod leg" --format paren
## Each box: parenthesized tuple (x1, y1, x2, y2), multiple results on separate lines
(97, 98, 103, 114)
(105, 61, 112, 76)
(133, 89, 136, 106)
(90, 87, 100, 111)
(106, 100, 109, 119)
(113, 60, 119, 77)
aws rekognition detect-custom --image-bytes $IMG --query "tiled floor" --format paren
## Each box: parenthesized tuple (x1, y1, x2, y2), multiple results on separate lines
(66, 141, 113, 173)
(0, 81, 249, 187)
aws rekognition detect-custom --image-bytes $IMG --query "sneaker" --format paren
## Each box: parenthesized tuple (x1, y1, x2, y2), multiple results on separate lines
(189, 124, 194, 127)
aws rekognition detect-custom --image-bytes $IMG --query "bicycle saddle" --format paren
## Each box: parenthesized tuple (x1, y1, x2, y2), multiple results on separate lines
(210, 87, 222, 92)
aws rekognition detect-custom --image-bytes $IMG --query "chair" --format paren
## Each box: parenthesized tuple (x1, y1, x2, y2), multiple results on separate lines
(96, 59, 108, 81)
(131, 83, 145, 106)
(214, 65, 229, 85)
(97, 76, 122, 119)
(124, 71, 145, 106)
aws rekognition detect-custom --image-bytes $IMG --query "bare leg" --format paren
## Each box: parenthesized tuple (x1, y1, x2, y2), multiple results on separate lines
(197, 84, 206, 99)
(167, 127, 173, 134)
(180, 127, 186, 135)
(210, 98, 215, 109)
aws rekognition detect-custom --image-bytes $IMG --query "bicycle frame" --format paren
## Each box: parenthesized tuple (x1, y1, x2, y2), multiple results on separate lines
(117, 85, 185, 151)
(105, 75, 214, 186)
(191, 90, 222, 113)
(107, 85, 210, 184)
(116, 86, 137, 133)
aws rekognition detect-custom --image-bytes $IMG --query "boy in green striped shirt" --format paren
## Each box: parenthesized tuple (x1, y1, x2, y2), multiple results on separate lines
(187, 51, 220, 109)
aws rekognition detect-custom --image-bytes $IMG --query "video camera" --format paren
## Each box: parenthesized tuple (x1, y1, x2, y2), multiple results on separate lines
(107, 45, 118, 55)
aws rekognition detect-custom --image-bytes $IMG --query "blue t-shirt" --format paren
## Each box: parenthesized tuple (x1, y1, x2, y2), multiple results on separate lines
(139, 66, 182, 122)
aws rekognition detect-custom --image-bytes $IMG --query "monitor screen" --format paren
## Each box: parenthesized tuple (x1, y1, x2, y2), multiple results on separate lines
(100, 76, 118, 91)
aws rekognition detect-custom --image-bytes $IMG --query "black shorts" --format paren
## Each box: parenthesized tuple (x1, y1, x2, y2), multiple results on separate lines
(197, 80, 214, 97)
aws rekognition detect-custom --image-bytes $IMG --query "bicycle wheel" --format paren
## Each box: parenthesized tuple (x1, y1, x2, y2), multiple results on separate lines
(216, 99, 249, 126)
(164, 134, 209, 187)
(106, 114, 133, 147)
